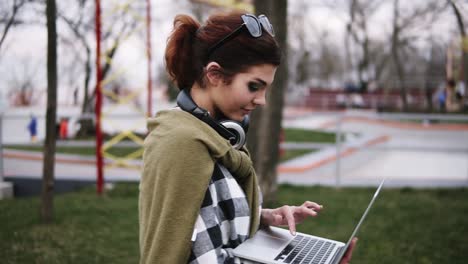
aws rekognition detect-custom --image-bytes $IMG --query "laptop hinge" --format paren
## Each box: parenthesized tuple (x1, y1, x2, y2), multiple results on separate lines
(329, 246, 344, 264)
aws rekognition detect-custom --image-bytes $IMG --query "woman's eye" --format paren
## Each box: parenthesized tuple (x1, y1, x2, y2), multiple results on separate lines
(248, 82, 261, 92)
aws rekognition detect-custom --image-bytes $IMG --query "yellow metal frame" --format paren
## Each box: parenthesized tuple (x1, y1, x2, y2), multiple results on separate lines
(99, 0, 148, 170)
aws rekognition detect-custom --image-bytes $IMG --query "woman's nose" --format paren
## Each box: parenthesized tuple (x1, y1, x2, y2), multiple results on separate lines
(253, 90, 266, 106)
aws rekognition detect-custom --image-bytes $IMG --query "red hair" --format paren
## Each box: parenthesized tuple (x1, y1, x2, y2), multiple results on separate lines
(165, 12, 281, 90)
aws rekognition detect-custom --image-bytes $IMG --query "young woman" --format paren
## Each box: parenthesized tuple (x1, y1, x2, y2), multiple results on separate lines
(139, 12, 357, 264)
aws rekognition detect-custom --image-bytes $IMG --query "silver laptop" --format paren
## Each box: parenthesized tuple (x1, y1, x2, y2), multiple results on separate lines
(233, 179, 386, 264)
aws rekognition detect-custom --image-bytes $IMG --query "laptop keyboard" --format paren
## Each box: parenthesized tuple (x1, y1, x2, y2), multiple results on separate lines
(274, 235, 337, 264)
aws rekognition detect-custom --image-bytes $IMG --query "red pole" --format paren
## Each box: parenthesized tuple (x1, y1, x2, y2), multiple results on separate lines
(95, 0, 104, 195)
(146, 0, 153, 117)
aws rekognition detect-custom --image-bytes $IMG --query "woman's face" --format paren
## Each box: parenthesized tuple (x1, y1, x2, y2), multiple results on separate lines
(210, 64, 277, 121)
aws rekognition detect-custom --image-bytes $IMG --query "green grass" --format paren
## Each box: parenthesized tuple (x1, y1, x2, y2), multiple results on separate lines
(1, 184, 467, 264)
(0, 184, 139, 264)
(284, 128, 337, 143)
(274, 185, 468, 264)
(280, 149, 317, 162)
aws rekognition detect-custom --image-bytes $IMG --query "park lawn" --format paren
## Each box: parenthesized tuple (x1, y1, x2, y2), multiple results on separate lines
(1, 184, 467, 264)
(5, 128, 334, 161)
(0, 184, 140, 264)
(283, 127, 337, 142)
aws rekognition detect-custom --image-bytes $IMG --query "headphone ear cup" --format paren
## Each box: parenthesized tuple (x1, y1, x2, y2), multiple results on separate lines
(220, 120, 246, 149)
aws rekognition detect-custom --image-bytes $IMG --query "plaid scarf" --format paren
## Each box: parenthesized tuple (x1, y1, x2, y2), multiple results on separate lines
(189, 163, 256, 263)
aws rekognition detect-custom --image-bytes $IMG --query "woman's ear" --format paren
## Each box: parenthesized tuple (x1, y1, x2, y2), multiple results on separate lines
(205, 62, 224, 86)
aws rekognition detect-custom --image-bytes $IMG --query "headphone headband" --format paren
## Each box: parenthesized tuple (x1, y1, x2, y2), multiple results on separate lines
(176, 89, 248, 148)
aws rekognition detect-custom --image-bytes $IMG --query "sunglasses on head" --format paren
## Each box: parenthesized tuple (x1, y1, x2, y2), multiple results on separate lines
(207, 14, 275, 59)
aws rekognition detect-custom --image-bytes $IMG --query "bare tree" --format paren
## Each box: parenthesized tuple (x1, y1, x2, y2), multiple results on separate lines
(390, 0, 446, 110)
(425, 39, 446, 111)
(369, 40, 391, 88)
(318, 0, 393, 90)
(249, 0, 287, 203)
(55, 0, 141, 136)
(7, 57, 43, 106)
(448, 0, 467, 89)
(247, 0, 272, 174)
(287, 2, 348, 90)
(41, 0, 57, 223)
(346, 0, 382, 88)
(57, 0, 94, 114)
(0, 0, 29, 51)
(313, 31, 346, 87)
(289, 0, 309, 86)
(83, 3, 140, 111)
(315, 0, 381, 88)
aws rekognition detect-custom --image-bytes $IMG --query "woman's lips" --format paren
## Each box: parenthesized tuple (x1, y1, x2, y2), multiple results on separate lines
(241, 108, 253, 115)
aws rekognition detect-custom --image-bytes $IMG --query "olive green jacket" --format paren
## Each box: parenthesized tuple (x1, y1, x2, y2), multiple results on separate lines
(139, 109, 259, 264)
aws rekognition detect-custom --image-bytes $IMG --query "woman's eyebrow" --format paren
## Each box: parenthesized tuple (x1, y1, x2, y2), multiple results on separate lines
(253, 78, 267, 86)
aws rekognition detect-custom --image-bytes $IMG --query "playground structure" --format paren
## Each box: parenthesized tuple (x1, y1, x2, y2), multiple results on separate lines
(94, 0, 152, 194)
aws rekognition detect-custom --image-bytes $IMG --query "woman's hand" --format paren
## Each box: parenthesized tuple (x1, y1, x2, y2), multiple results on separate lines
(260, 201, 323, 235)
(340, 237, 358, 264)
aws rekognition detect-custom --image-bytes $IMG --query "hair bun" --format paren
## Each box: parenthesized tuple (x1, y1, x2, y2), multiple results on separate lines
(165, 15, 200, 89)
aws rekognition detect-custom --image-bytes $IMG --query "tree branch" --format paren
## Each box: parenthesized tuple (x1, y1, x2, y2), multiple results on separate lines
(0, 0, 28, 49)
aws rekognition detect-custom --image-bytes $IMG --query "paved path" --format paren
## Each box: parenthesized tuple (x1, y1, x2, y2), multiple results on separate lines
(280, 110, 468, 188)
(3, 149, 139, 182)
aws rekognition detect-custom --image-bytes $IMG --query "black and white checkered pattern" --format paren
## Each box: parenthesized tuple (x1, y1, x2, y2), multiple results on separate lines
(188, 164, 254, 264)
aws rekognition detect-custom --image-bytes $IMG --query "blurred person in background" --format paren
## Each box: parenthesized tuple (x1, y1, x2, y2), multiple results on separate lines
(27, 114, 37, 142)
(59, 117, 68, 139)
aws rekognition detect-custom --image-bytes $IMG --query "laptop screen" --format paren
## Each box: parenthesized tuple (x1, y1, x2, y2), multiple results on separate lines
(334, 178, 386, 262)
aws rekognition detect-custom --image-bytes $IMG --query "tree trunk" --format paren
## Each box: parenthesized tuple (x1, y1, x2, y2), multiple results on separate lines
(79, 32, 125, 138)
(41, 0, 57, 223)
(251, 0, 288, 204)
(81, 43, 92, 113)
(424, 57, 434, 112)
(76, 46, 94, 138)
(79, 18, 134, 137)
(58, 12, 95, 136)
(392, 0, 408, 111)
(424, 42, 439, 112)
(344, 23, 354, 81)
(393, 47, 408, 111)
(449, 0, 467, 91)
(248, 0, 272, 170)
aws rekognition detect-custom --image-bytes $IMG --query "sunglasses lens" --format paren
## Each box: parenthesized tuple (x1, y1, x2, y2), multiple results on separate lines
(259, 15, 275, 36)
(242, 15, 262, 37)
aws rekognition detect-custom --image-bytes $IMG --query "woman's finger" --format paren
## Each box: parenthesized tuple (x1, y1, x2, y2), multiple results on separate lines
(281, 206, 297, 236)
(302, 201, 323, 211)
(298, 205, 318, 218)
